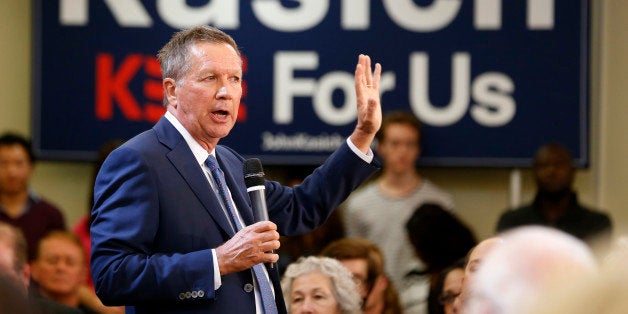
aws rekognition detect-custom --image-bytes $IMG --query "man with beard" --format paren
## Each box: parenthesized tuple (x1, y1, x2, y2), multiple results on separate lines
(495, 143, 612, 245)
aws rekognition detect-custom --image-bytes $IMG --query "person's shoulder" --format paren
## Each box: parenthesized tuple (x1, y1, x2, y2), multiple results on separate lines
(216, 144, 245, 161)
(29, 194, 64, 214)
(495, 204, 535, 232)
(416, 179, 455, 207)
(33, 296, 84, 314)
(343, 182, 378, 209)
(578, 204, 612, 223)
(498, 204, 533, 219)
(419, 179, 449, 194)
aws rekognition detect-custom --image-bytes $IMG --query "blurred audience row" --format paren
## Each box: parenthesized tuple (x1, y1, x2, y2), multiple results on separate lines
(0, 132, 123, 313)
(0, 107, 618, 314)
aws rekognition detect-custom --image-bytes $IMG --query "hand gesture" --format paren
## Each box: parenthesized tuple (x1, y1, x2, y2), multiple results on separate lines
(350, 54, 382, 153)
(215, 221, 280, 275)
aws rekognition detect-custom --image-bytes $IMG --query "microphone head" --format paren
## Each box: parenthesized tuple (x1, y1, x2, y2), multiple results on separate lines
(243, 158, 265, 188)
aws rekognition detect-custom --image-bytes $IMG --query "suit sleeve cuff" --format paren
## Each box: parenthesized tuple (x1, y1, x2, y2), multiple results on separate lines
(212, 249, 222, 290)
(346, 137, 374, 163)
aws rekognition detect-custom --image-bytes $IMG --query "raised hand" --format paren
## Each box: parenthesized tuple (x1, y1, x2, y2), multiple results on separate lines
(350, 54, 382, 153)
(215, 221, 281, 275)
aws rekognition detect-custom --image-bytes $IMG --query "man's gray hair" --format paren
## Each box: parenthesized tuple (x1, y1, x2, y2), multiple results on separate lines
(156, 25, 240, 105)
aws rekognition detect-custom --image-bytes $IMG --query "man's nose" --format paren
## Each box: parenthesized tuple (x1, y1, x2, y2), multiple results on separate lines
(216, 86, 228, 99)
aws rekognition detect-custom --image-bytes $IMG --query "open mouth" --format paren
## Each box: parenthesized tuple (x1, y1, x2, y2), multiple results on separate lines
(213, 110, 228, 118)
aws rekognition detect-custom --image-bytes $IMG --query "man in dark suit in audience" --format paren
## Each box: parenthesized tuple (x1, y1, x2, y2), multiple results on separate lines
(496, 143, 612, 245)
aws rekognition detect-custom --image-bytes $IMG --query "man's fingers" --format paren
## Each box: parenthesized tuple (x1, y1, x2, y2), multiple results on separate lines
(250, 220, 277, 232)
(373, 63, 382, 89)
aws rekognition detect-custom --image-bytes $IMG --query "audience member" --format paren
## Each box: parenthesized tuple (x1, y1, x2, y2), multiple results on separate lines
(452, 237, 502, 313)
(464, 226, 598, 314)
(281, 256, 362, 314)
(406, 203, 476, 279)
(30, 231, 99, 313)
(321, 237, 402, 314)
(0, 221, 82, 314)
(0, 132, 66, 261)
(342, 111, 454, 304)
(404, 203, 476, 314)
(428, 260, 465, 314)
(0, 270, 33, 314)
(496, 143, 612, 247)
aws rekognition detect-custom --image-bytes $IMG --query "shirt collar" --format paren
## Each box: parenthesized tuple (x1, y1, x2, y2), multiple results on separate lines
(164, 112, 215, 166)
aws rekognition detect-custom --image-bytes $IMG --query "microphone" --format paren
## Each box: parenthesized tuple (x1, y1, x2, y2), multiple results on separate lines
(243, 158, 275, 268)
(243, 158, 268, 222)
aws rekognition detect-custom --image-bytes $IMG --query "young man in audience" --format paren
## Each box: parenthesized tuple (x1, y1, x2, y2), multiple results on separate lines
(0, 132, 66, 261)
(321, 238, 402, 314)
(342, 111, 454, 313)
(0, 221, 82, 314)
(496, 143, 612, 248)
(30, 231, 100, 314)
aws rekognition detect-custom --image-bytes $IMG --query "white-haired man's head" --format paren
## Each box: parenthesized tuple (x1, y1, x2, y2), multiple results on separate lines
(464, 226, 598, 314)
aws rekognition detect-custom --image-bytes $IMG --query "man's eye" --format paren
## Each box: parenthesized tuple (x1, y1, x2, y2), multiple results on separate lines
(230, 76, 240, 83)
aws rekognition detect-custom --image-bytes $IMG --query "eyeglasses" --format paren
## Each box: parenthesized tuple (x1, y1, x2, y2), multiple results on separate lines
(438, 291, 460, 305)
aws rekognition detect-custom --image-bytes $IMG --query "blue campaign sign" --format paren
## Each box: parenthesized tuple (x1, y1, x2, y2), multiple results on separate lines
(32, 0, 590, 167)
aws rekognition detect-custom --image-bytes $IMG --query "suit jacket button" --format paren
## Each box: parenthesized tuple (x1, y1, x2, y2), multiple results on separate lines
(178, 293, 186, 300)
(198, 290, 205, 298)
(244, 283, 254, 293)
(191, 291, 198, 298)
(185, 291, 192, 299)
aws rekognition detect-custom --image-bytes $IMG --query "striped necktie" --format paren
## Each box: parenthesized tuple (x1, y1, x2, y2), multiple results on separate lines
(205, 155, 278, 314)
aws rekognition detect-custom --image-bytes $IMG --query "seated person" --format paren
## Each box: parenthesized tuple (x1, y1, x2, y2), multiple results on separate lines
(281, 256, 362, 314)
(404, 203, 477, 314)
(30, 231, 99, 313)
(0, 221, 81, 314)
(321, 237, 402, 314)
(428, 260, 465, 314)
(465, 226, 598, 314)
(452, 237, 502, 313)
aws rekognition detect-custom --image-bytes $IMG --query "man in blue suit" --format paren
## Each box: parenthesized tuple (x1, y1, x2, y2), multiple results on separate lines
(90, 25, 382, 314)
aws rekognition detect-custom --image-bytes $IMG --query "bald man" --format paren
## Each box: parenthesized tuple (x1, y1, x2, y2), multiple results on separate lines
(464, 226, 598, 314)
(452, 237, 502, 313)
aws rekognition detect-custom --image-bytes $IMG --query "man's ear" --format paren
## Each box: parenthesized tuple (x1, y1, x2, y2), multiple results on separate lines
(20, 264, 31, 288)
(163, 78, 177, 107)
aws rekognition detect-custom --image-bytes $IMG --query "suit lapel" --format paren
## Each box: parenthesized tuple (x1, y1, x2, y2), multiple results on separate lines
(154, 118, 236, 237)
